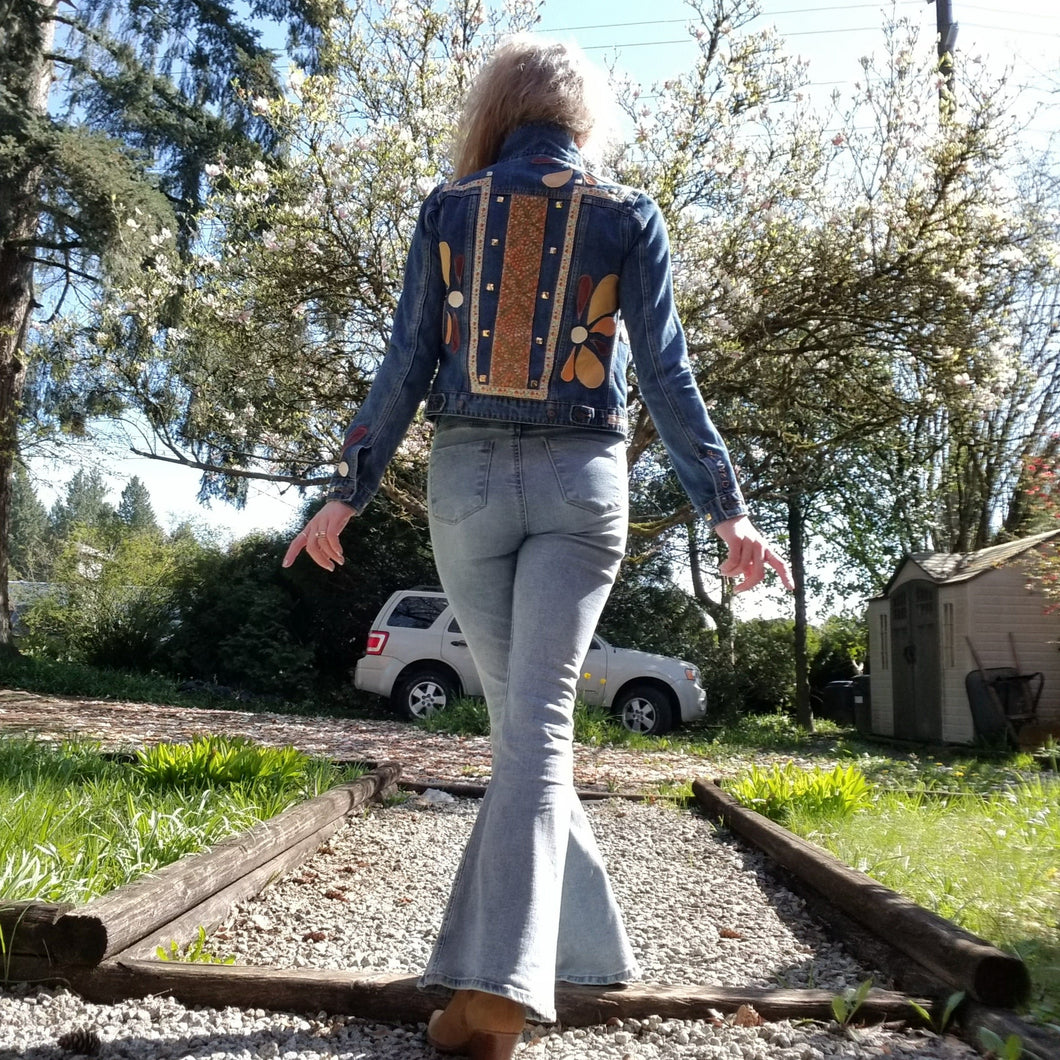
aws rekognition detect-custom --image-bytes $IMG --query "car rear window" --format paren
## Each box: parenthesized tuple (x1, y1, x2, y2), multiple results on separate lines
(387, 596, 448, 629)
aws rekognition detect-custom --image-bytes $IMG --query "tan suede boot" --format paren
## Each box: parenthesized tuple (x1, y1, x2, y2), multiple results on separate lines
(426, 989, 525, 1058)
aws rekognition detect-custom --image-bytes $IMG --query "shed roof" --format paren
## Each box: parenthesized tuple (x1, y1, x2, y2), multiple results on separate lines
(880, 528, 1060, 596)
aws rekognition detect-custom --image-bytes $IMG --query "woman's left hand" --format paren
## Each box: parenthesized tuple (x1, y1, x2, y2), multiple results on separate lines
(282, 500, 356, 571)
(715, 515, 794, 594)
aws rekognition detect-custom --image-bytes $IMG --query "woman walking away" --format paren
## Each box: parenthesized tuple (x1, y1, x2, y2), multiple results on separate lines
(283, 35, 793, 1060)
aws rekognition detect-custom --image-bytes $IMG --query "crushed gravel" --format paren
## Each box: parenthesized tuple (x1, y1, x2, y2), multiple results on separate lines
(1, 792, 979, 1060)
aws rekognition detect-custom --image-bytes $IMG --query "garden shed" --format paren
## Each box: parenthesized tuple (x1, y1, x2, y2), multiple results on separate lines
(865, 529, 1060, 744)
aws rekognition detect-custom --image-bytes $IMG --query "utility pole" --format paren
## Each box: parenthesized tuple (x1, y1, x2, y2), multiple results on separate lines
(931, 0, 959, 118)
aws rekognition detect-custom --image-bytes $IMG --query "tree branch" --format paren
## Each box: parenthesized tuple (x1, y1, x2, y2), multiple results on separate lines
(127, 447, 329, 488)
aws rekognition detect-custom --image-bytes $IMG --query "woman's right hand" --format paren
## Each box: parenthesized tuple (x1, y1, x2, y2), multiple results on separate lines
(282, 500, 356, 572)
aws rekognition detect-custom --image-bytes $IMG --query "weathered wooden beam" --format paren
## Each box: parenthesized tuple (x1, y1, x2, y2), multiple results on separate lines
(398, 779, 660, 803)
(0, 902, 105, 968)
(114, 816, 355, 961)
(66, 959, 936, 1027)
(692, 778, 1030, 1008)
(765, 859, 945, 998)
(48, 762, 401, 965)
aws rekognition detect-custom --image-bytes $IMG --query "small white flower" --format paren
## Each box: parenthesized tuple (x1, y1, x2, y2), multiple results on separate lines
(251, 96, 271, 115)
(416, 177, 436, 197)
(125, 218, 140, 230)
(204, 163, 223, 178)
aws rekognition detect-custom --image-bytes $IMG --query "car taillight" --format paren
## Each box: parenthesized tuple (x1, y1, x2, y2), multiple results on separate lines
(366, 630, 389, 655)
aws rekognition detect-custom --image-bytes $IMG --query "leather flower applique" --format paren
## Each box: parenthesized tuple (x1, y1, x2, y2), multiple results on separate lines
(532, 157, 600, 188)
(439, 241, 464, 351)
(560, 273, 619, 389)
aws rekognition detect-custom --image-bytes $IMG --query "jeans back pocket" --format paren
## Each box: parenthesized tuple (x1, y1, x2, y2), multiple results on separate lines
(428, 438, 494, 524)
(544, 433, 626, 515)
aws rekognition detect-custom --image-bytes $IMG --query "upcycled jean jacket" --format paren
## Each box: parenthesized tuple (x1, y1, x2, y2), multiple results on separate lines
(326, 123, 748, 529)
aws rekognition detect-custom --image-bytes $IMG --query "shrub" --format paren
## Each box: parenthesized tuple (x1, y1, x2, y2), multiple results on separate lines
(19, 527, 206, 670)
(163, 534, 317, 696)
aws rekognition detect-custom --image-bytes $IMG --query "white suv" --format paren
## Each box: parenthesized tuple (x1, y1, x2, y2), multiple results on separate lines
(354, 588, 707, 736)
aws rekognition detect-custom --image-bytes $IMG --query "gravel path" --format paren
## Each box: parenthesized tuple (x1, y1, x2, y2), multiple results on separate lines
(0, 791, 979, 1060)
(0, 689, 841, 793)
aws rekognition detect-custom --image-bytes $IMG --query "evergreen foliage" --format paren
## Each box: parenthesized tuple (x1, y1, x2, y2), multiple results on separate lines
(8, 465, 51, 581)
(116, 475, 157, 532)
(47, 467, 115, 540)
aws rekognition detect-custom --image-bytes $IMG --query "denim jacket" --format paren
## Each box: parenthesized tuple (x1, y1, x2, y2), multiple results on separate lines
(326, 124, 748, 529)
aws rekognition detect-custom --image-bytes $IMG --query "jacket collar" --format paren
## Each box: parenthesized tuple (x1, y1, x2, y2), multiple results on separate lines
(497, 124, 583, 167)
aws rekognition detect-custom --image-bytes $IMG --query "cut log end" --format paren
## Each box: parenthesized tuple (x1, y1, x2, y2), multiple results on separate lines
(974, 954, 1031, 1009)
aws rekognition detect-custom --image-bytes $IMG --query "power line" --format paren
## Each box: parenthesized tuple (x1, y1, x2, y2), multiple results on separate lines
(962, 21, 1060, 38)
(540, 2, 924, 34)
(580, 26, 885, 52)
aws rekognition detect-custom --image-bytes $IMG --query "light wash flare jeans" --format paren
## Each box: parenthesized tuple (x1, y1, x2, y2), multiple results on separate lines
(418, 418, 640, 1023)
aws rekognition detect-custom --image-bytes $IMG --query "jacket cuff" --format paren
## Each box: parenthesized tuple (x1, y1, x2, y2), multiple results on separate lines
(323, 424, 373, 513)
(698, 492, 749, 531)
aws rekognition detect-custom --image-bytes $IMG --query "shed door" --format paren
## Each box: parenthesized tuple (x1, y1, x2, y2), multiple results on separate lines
(890, 579, 941, 741)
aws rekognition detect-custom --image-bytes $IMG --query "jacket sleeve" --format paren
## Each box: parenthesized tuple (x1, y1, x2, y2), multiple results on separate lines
(618, 194, 748, 529)
(325, 188, 445, 513)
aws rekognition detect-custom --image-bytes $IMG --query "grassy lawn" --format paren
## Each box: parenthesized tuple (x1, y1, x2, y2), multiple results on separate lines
(0, 735, 365, 905)
(715, 731, 1059, 1029)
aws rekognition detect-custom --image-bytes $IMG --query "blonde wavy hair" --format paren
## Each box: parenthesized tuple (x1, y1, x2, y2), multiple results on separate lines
(452, 36, 614, 179)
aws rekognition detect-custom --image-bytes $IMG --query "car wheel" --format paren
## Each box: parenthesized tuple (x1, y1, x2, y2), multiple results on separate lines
(392, 669, 456, 721)
(613, 683, 673, 736)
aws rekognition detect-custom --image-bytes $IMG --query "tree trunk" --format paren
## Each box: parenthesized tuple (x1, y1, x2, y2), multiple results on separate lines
(686, 521, 734, 661)
(0, 1, 56, 651)
(787, 489, 813, 730)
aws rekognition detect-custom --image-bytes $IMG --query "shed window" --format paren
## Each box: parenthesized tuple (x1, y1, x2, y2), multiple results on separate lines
(943, 602, 955, 668)
(879, 613, 889, 670)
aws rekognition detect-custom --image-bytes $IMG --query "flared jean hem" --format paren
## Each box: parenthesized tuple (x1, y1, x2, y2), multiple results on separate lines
(417, 967, 642, 1025)
(417, 972, 555, 1024)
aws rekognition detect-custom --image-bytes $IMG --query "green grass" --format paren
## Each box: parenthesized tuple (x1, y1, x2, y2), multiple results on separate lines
(0, 735, 365, 905)
(729, 764, 1060, 1025)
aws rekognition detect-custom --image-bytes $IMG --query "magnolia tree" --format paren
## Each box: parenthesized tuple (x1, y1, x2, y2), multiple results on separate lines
(605, 2, 1057, 723)
(72, 0, 1059, 725)
(77, 0, 540, 510)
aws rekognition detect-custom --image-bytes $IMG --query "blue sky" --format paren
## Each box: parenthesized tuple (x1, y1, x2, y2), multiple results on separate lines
(30, 0, 1059, 540)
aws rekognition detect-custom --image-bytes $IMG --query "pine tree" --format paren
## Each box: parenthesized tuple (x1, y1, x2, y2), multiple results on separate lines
(8, 465, 51, 581)
(49, 468, 115, 540)
(116, 476, 157, 533)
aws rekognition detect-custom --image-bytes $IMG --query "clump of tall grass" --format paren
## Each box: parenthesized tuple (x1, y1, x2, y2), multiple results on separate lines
(726, 762, 872, 824)
(0, 735, 362, 905)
